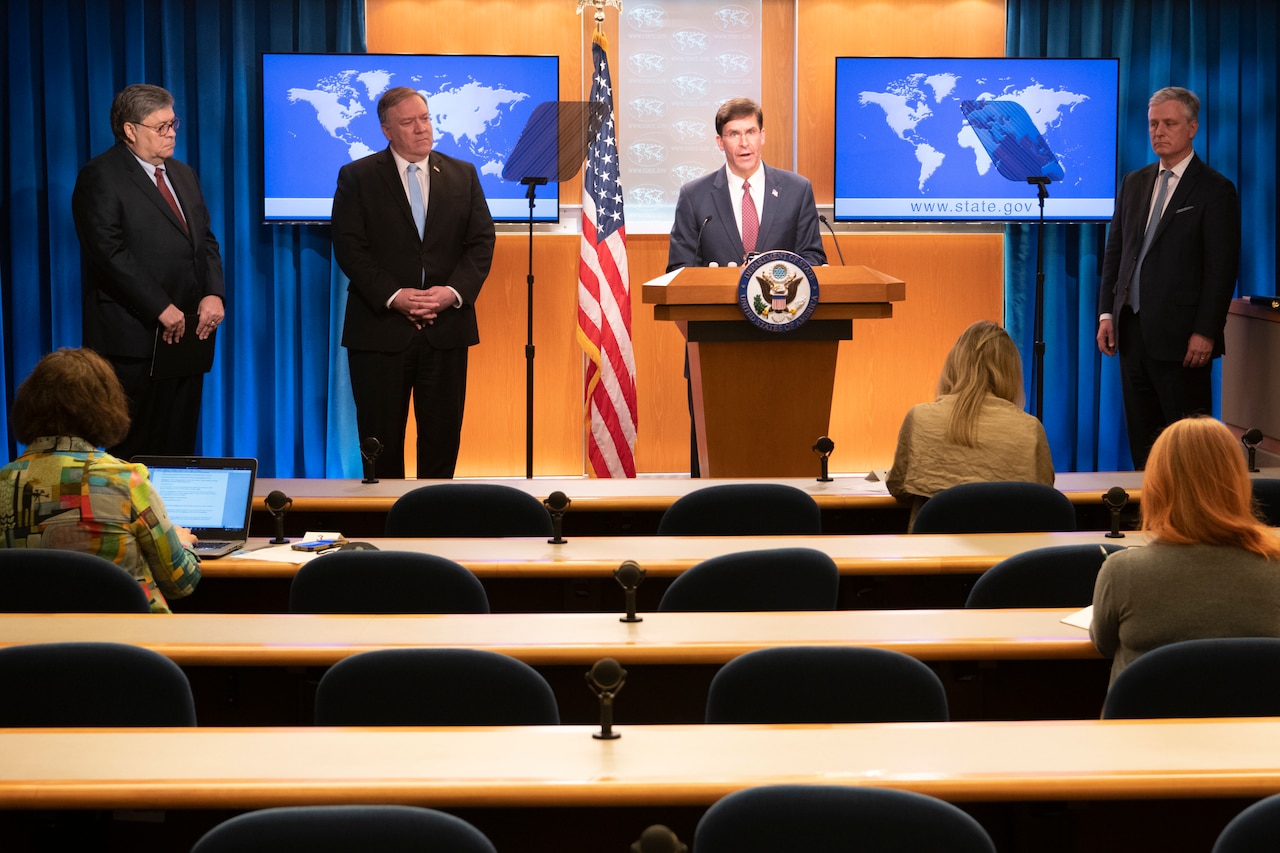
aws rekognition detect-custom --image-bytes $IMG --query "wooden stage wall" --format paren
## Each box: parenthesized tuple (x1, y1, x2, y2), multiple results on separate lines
(366, 0, 1006, 476)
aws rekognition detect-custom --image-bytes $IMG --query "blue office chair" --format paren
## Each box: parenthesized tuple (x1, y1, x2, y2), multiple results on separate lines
(692, 784, 996, 853)
(1213, 793, 1280, 852)
(705, 646, 949, 723)
(1102, 637, 1280, 719)
(313, 647, 560, 726)
(289, 550, 489, 614)
(656, 547, 839, 612)
(656, 483, 822, 535)
(384, 483, 553, 538)
(0, 548, 151, 612)
(1252, 479, 1280, 527)
(0, 641, 195, 726)
(911, 481, 1076, 534)
(964, 543, 1125, 608)
(191, 805, 497, 853)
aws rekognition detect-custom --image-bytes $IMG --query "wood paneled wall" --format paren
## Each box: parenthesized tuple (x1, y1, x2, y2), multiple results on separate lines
(366, 0, 1007, 476)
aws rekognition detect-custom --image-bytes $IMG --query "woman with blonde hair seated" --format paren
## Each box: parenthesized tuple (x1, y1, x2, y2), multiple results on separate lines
(1091, 416, 1280, 683)
(886, 320, 1054, 530)
(0, 348, 201, 612)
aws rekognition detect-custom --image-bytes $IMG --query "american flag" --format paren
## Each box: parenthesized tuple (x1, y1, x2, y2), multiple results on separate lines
(577, 32, 636, 477)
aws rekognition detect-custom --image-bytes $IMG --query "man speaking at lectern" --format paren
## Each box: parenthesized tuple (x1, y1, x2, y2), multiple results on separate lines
(667, 98, 826, 271)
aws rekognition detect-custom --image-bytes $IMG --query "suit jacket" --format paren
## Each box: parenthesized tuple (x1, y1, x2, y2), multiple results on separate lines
(72, 142, 225, 359)
(1097, 154, 1240, 361)
(667, 164, 826, 271)
(332, 147, 496, 353)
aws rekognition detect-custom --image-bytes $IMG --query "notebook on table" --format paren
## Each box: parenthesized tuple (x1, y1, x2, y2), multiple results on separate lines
(131, 456, 258, 558)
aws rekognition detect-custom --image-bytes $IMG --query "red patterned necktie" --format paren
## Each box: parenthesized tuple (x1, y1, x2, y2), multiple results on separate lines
(741, 180, 759, 256)
(155, 165, 188, 233)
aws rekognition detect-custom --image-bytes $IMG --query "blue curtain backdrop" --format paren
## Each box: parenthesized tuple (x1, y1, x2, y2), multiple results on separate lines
(0, 0, 365, 477)
(1005, 0, 1278, 472)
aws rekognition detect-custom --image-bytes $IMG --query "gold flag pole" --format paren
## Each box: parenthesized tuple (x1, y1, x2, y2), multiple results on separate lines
(576, 0, 624, 39)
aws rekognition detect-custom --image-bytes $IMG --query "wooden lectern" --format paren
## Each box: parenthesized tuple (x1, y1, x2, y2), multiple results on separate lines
(643, 265, 905, 477)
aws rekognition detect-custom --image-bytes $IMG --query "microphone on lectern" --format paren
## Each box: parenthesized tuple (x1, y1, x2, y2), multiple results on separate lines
(818, 215, 846, 265)
(544, 490, 570, 544)
(614, 560, 646, 623)
(694, 214, 713, 266)
(1101, 486, 1129, 539)
(359, 436, 382, 484)
(264, 490, 293, 544)
(1243, 428, 1263, 473)
(586, 657, 626, 740)
(812, 435, 835, 483)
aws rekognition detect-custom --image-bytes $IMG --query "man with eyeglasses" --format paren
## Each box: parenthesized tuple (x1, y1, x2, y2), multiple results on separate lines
(667, 98, 826, 271)
(72, 83, 225, 459)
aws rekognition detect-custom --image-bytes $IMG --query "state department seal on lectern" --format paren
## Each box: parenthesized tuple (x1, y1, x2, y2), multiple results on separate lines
(737, 250, 819, 332)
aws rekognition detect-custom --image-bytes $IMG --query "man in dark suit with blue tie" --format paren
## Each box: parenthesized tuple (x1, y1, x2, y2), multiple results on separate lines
(72, 84, 226, 460)
(667, 98, 826, 270)
(1096, 86, 1240, 468)
(331, 87, 496, 479)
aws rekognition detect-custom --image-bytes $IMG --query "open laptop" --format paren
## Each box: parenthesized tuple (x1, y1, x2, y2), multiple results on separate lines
(131, 456, 258, 558)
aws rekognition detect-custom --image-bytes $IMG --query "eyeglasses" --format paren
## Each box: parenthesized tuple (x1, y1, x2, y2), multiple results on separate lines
(721, 127, 760, 143)
(132, 118, 181, 135)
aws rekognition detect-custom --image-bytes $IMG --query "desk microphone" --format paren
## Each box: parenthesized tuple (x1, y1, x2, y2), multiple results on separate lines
(812, 435, 835, 483)
(359, 436, 382, 484)
(818, 214, 846, 265)
(614, 560, 646, 623)
(1101, 486, 1129, 539)
(264, 490, 293, 544)
(1242, 428, 1263, 473)
(631, 825, 688, 853)
(694, 215, 713, 265)
(586, 657, 626, 740)
(544, 491, 570, 544)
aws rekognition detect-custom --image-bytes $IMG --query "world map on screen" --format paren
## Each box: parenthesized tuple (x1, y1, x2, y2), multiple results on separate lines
(858, 75, 1086, 192)
(262, 54, 559, 221)
(834, 58, 1119, 221)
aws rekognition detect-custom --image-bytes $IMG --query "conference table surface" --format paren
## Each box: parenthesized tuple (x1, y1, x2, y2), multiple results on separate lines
(251, 469, 1170, 514)
(208, 530, 1140, 579)
(3, 718, 1279, 809)
(0, 608, 1097, 666)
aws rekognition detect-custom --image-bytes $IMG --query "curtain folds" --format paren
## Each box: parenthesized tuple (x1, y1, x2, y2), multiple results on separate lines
(0, 0, 364, 476)
(1005, 0, 1277, 471)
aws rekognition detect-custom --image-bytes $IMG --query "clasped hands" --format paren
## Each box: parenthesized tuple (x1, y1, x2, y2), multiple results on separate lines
(158, 295, 225, 344)
(392, 286, 454, 328)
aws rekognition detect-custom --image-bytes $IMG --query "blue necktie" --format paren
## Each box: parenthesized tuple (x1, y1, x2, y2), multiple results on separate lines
(1129, 169, 1172, 313)
(407, 163, 425, 239)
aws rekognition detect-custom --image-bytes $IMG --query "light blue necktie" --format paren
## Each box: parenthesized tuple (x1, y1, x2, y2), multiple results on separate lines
(407, 163, 425, 239)
(1129, 168, 1172, 313)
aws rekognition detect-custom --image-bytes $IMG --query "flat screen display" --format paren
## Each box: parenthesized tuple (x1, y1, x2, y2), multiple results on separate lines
(261, 53, 560, 223)
(834, 57, 1120, 222)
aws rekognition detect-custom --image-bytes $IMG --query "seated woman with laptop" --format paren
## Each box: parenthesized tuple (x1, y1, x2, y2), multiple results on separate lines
(0, 348, 200, 612)
(886, 320, 1055, 531)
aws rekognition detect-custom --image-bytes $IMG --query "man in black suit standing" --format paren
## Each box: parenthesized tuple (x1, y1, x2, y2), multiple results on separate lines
(1096, 86, 1240, 468)
(72, 84, 225, 459)
(331, 87, 496, 479)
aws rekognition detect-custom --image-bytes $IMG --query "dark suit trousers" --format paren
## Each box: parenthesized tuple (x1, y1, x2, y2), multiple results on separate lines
(1118, 307, 1212, 468)
(347, 331, 468, 480)
(107, 356, 204, 459)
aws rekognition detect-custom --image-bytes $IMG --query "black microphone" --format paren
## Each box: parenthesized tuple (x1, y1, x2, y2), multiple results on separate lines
(586, 657, 626, 740)
(1243, 428, 1263, 473)
(544, 490, 570, 544)
(811, 435, 835, 483)
(630, 825, 688, 853)
(694, 214, 713, 265)
(818, 214, 846, 265)
(1101, 486, 1129, 539)
(264, 490, 293, 544)
(614, 560, 646, 623)
(359, 436, 382, 484)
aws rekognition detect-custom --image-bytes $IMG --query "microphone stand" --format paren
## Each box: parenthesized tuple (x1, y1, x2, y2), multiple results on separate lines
(818, 215, 846, 265)
(1027, 176, 1051, 422)
(520, 176, 547, 480)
